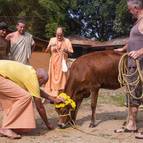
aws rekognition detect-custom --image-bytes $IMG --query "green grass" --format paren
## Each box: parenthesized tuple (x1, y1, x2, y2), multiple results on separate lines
(98, 89, 125, 106)
(82, 88, 126, 107)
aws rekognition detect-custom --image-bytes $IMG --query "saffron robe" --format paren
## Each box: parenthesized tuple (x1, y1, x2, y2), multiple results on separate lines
(45, 37, 73, 97)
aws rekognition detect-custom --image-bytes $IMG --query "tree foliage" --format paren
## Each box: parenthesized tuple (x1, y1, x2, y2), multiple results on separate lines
(113, 0, 134, 37)
(0, 0, 133, 40)
(69, 0, 133, 40)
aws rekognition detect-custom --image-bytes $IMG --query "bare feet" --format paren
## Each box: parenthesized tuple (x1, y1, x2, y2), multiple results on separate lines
(0, 128, 21, 139)
(114, 127, 138, 133)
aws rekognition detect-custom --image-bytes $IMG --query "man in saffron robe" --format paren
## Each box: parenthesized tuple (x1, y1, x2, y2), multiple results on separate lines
(45, 27, 73, 97)
(0, 60, 63, 139)
(6, 19, 35, 64)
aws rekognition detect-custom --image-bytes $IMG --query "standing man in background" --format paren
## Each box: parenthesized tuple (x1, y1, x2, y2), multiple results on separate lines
(0, 21, 10, 59)
(45, 27, 73, 97)
(6, 19, 35, 64)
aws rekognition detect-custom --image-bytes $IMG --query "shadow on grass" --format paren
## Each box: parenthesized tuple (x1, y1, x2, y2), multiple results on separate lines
(76, 109, 143, 128)
(76, 110, 127, 127)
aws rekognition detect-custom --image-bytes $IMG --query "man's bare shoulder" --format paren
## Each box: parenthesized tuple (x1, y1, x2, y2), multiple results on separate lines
(50, 37, 56, 41)
(6, 32, 16, 40)
(64, 37, 71, 44)
(49, 37, 56, 44)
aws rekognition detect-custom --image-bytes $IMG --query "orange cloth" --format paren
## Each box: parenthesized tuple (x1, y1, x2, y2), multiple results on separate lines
(0, 76, 36, 129)
(45, 37, 73, 96)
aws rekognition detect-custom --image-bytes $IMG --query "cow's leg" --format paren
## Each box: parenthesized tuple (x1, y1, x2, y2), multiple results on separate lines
(71, 98, 83, 121)
(89, 89, 99, 128)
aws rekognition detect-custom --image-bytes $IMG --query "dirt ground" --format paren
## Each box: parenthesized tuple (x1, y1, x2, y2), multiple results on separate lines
(1, 52, 143, 143)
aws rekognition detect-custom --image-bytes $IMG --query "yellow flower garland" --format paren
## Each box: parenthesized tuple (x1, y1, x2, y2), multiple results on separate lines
(55, 92, 76, 109)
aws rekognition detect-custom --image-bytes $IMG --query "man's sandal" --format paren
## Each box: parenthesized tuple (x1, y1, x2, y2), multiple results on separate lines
(114, 127, 138, 133)
(135, 132, 143, 139)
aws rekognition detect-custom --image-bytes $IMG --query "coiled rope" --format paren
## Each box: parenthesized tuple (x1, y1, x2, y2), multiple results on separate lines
(118, 53, 143, 100)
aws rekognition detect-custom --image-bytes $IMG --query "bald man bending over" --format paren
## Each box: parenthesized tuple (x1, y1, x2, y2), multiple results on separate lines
(0, 60, 64, 139)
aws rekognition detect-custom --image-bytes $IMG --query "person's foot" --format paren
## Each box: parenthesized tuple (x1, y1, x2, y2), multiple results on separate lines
(114, 127, 138, 133)
(0, 128, 21, 139)
(135, 132, 143, 139)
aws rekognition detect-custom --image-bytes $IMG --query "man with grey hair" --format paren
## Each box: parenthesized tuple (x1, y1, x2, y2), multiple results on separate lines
(114, 0, 143, 139)
(128, 0, 143, 7)
(0, 60, 64, 139)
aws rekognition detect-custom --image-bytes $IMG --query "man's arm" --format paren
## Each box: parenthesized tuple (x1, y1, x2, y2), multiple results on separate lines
(5, 33, 12, 41)
(33, 96, 53, 130)
(31, 37, 35, 52)
(45, 44, 51, 53)
(63, 39, 73, 54)
(138, 19, 143, 34)
(6, 40, 10, 56)
(128, 48, 143, 59)
(114, 44, 128, 52)
(31, 42, 35, 52)
(45, 38, 52, 53)
(40, 88, 64, 103)
(128, 20, 143, 59)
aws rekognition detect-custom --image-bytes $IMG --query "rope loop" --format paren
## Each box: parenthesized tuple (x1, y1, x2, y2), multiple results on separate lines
(118, 53, 143, 100)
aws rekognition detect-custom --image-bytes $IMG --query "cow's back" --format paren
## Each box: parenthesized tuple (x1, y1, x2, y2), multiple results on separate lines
(65, 50, 122, 95)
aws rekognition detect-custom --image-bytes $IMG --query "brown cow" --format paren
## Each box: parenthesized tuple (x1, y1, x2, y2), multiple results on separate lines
(56, 50, 123, 128)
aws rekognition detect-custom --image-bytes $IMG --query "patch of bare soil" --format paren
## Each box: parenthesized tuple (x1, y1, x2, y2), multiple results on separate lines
(0, 52, 143, 143)
(29, 52, 50, 71)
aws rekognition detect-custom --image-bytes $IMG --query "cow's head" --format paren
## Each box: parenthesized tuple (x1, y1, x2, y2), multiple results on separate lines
(56, 104, 73, 128)
(55, 93, 76, 128)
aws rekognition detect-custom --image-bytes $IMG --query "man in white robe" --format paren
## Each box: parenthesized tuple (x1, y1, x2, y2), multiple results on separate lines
(6, 20, 35, 64)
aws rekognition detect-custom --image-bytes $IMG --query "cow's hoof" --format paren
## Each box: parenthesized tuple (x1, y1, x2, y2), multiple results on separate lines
(89, 123, 96, 128)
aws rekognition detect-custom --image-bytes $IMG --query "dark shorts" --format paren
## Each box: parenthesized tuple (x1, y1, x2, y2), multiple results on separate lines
(126, 67, 143, 107)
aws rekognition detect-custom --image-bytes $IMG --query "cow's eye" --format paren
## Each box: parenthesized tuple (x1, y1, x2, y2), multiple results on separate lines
(62, 108, 67, 114)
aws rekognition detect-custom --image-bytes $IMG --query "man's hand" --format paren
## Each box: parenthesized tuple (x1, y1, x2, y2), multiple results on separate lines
(114, 44, 128, 52)
(40, 89, 65, 104)
(128, 50, 141, 59)
(53, 96, 65, 104)
(33, 97, 54, 130)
